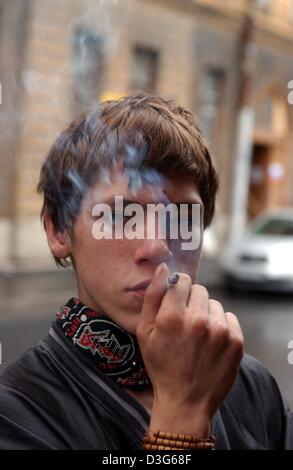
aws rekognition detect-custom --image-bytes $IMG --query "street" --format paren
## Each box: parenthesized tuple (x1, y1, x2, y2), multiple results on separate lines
(1, 261, 293, 408)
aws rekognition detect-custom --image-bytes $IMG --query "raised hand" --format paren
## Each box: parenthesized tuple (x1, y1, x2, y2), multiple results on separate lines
(136, 262, 244, 436)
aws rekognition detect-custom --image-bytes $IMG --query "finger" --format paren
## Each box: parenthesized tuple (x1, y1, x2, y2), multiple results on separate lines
(187, 284, 209, 315)
(138, 262, 169, 333)
(224, 312, 244, 372)
(207, 300, 229, 354)
(225, 312, 244, 345)
(161, 273, 192, 311)
(208, 299, 228, 326)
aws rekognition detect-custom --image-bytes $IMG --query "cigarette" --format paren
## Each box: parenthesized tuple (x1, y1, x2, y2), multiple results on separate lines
(168, 272, 179, 287)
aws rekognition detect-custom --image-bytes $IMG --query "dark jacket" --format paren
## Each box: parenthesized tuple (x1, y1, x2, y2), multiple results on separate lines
(0, 323, 292, 449)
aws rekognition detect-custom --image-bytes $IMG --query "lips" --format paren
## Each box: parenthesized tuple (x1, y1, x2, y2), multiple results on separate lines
(127, 280, 151, 292)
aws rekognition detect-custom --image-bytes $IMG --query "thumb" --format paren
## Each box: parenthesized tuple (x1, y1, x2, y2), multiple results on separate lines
(139, 262, 169, 330)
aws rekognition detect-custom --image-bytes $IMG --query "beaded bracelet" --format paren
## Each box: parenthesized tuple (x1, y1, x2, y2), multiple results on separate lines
(143, 431, 215, 451)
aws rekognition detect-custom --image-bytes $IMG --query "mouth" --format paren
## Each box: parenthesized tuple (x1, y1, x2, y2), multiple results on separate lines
(126, 279, 151, 295)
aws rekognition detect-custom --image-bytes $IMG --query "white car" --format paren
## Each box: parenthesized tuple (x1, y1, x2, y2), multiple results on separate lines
(219, 209, 293, 292)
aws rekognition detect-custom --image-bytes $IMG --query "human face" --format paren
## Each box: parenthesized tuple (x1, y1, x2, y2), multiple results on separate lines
(69, 167, 204, 334)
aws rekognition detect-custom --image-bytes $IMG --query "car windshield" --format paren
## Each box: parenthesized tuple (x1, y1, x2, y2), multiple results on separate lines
(253, 218, 293, 236)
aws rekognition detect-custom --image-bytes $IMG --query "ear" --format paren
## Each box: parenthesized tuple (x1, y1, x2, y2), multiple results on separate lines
(44, 211, 71, 260)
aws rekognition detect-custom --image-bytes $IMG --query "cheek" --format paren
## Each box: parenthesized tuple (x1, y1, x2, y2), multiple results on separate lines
(112, 240, 130, 260)
(74, 235, 131, 274)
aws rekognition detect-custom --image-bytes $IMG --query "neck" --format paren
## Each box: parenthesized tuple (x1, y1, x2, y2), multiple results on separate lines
(56, 297, 150, 389)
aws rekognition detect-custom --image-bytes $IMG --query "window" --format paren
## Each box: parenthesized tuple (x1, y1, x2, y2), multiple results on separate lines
(130, 45, 159, 92)
(72, 28, 104, 113)
(199, 67, 225, 145)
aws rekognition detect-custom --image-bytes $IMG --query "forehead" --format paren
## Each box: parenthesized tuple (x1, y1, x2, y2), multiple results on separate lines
(84, 167, 202, 206)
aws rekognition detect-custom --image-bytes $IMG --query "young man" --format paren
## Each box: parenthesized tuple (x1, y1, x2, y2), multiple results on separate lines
(0, 94, 292, 449)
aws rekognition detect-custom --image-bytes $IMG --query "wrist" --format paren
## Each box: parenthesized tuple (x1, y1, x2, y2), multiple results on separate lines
(143, 431, 215, 451)
(150, 400, 211, 438)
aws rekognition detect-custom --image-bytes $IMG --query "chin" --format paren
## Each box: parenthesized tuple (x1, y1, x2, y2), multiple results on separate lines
(121, 314, 140, 336)
(109, 305, 140, 335)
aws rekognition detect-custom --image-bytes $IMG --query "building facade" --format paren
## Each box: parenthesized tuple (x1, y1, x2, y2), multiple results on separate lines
(0, 0, 293, 269)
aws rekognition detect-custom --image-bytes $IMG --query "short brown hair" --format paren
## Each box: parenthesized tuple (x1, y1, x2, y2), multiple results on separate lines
(37, 93, 219, 266)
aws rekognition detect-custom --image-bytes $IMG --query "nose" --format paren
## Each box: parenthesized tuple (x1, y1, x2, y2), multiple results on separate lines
(134, 238, 173, 267)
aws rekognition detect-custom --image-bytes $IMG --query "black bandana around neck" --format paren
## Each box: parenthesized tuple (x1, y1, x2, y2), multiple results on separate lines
(55, 297, 150, 390)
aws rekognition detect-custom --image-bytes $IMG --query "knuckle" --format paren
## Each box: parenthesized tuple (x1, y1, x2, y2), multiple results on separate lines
(210, 323, 229, 348)
(156, 309, 183, 330)
(229, 335, 244, 356)
(233, 335, 244, 349)
(192, 315, 209, 335)
(213, 322, 229, 339)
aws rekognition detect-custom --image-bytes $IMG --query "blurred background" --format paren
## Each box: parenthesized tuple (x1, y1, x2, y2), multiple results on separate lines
(0, 0, 293, 407)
